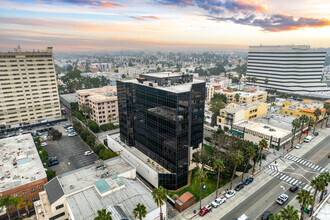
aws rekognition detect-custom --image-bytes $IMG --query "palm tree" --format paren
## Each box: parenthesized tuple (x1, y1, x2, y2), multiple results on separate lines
(323, 102, 330, 127)
(291, 118, 301, 148)
(299, 115, 309, 143)
(94, 209, 112, 220)
(133, 203, 147, 220)
(306, 117, 314, 136)
(264, 78, 269, 91)
(252, 77, 257, 87)
(279, 205, 299, 220)
(310, 176, 326, 216)
(230, 150, 244, 189)
(0, 195, 13, 220)
(258, 138, 268, 169)
(22, 200, 32, 216)
(234, 93, 240, 103)
(152, 186, 167, 220)
(269, 214, 282, 220)
(11, 196, 24, 219)
(313, 108, 322, 133)
(296, 189, 314, 220)
(242, 146, 256, 182)
(213, 158, 225, 199)
(195, 168, 208, 210)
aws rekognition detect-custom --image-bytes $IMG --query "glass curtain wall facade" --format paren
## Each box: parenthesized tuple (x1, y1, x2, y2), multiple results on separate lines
(117, 80, 205, 190)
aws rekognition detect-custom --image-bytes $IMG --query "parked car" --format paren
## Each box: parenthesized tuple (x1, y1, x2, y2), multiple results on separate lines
(66, 127, 73, 131)
(225, 190, 236, 199)
(289, 185, 299, 192)
(261, 211, 273, 220)
(244, 177, 254, 185)
(211, 197, 226, 208)
(235, 183, 245, 191)
(199, 205, 212, 216)
(84, 151, 94, 156)
(48, 160, 59, 167)
(304, 136, 313, 143)
(276, 194, 288, 205)
(63, 123, 72, 128)
(237, 214, 249, 220)
(295, 144, 302, 149)
(41, 142, 47, 147)
(68, 132, 77, 137)
(49, 156, 58, 162)
(313, 132, 319, 136)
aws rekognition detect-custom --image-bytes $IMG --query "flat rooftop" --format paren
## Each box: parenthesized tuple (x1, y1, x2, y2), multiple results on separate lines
(66, 178, 157, 220)
(58, 157, 132, 195)
(254, 113, 295, 131)
(218, 89, 266, 97)
(0, 134, 46, 192)
(60, 93, 78, 103)
(141, 72, 183, 78)
(76, 86, 117, 103)
(235, 120, 291, 138)
(110, 133, 170, 173)
(123, 78, 204, 93)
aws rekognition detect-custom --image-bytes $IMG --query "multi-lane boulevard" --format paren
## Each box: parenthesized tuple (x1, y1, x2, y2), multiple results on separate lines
(221, 134, 330, 219)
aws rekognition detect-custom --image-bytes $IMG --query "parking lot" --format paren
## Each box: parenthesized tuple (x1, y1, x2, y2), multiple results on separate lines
(43, 123, 98, 174)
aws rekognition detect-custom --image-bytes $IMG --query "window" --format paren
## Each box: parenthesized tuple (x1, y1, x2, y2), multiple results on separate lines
(13, 194, 18, 198)
(32, 196, 37, 201)
(56, 204, 64, 210)
(30, 188, 35, 193)
(38, 185, 43, 190)
(290, 112, 293, 115)
(285, 111, 287, 114)
(49, 212, 65, 220)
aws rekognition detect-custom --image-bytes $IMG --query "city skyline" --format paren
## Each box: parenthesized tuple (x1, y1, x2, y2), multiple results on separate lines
(0, 0, 330, 51)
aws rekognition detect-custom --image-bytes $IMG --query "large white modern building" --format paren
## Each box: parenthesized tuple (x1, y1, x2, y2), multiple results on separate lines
(246, 45, 330, 93)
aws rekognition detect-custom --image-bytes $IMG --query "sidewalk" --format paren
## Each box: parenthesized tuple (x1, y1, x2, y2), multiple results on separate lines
(171, 166, 267, 220)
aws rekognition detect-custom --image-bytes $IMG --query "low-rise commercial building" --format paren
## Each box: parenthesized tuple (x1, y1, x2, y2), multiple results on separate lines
(281, 100, 326, 121)
(59, 93, 78, 110)
(231, 120, 292, 150)
(0, 134, 47, 216)
(215, 89, 267, 103)
(34, 157, 164, 220)
(217, 102, 268, 130)
(76, 86, 118, 125)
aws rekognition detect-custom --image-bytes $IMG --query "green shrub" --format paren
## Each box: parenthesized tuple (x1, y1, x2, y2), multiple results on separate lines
(48, 129, 62, 140)
(88, 120, 100, 133)
(86, 135, 95, 147)
(94, 144, 106, 155)
(99, 149, 117, 160)
(73, 110, 86, 122)
(46, 170, 56, 181)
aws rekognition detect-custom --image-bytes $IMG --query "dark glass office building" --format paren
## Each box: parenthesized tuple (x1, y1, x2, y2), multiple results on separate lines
(117, 73, 205, 190)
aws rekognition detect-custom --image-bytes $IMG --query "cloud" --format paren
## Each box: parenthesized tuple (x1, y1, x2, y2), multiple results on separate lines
(209, 13, 330, 32)
(156, 0, 268, 14)
(130, 15, 160, 21)
(37, 0, 124, 9)
(156, 0, 330, 31)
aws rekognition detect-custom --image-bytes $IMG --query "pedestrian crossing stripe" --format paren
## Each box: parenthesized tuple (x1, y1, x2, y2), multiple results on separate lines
(292, 180, 298, 185)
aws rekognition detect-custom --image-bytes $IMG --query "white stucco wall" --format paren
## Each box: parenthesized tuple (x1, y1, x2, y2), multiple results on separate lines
(107, 135, 159, 188)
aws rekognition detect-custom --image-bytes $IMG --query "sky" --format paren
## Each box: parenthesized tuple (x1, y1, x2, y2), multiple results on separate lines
(0, 0, 330, 51)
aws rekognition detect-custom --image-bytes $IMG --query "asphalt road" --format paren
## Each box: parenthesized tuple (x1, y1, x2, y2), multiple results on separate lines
(221, 135, 330, 220)
(44, 133, 98, 175)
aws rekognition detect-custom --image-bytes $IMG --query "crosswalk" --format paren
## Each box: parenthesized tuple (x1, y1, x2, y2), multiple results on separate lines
(265, 168, 315, 194)
(268, 164, 279, 172)
(284, 154, 329, 173)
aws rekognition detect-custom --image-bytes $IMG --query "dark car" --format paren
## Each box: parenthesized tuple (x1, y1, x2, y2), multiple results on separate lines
(235, 183, 244, 191)
(261, 211, 273, 220)
(290, 185, 299, 192)
(48, 160, 59, 167)
(244, 177, 254, 185)
(313, 132, 319, 136)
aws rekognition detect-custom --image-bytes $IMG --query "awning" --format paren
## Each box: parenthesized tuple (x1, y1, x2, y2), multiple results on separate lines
(230, 129, 243, 135)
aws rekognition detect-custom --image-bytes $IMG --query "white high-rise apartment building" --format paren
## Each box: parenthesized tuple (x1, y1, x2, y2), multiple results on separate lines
(0, 47, 61, 129)
(246, 45, 330, 93)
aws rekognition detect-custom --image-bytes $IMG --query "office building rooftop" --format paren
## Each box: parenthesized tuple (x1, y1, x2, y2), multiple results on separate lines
(0, 134, 46, 192)
(122, 72, 204, 93)
(254, 113, 295, 131)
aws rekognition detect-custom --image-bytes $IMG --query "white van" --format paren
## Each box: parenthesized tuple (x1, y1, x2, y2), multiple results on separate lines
(304, 135, 313, 143)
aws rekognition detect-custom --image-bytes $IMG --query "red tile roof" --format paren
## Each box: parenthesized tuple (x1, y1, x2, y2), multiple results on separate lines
(178, 192, 194, 203)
